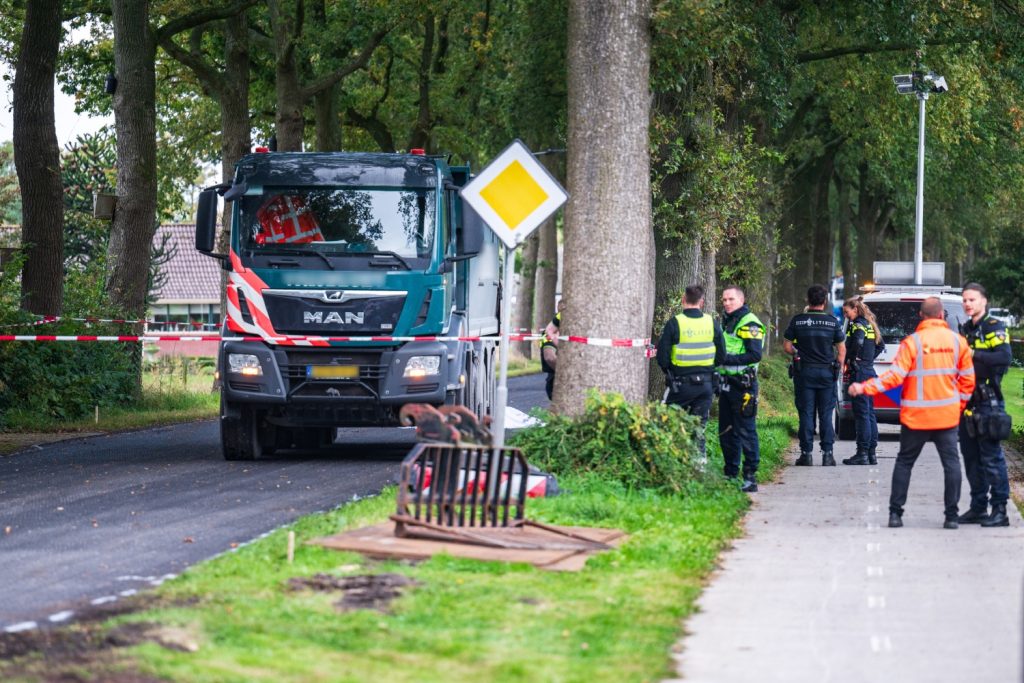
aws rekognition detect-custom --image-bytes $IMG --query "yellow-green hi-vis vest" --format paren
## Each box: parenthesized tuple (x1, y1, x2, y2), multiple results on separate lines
(721, 311, 765, 375)
(671, 313, 715, 368)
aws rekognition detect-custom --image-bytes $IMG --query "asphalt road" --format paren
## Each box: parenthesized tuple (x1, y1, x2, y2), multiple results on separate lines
(0, 373, 548, 632)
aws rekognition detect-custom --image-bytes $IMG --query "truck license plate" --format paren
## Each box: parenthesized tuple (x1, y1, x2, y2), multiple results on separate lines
(307, 365, 359, 379)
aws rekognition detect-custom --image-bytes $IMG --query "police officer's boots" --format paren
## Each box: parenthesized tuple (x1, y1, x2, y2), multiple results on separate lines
(821, 450, 836, 467)
(795, 451, 814, 466)
(981, 504, 1010, 528)
(957, 507, 989, 524)
(867, 447, 877, 466)
(842, 448, 870, 466)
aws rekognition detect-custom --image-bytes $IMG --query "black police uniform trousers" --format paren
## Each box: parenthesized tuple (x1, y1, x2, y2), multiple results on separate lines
(793, 365, 836, 453)
(666, 373, 713, 457)
(889, 426, 961, 519)
(544, 371, 555, 400)
(851, 366, 878, 451)
(719, 376, 759, 479)
(958, 403, 1010, 510)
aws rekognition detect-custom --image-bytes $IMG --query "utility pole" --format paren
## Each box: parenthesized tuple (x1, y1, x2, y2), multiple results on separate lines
(893, 64, 948, 285)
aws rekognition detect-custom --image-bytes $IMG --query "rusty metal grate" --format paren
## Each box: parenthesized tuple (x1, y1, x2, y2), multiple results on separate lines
(392, 443, 608, 551)
(395, 443, 528, 530)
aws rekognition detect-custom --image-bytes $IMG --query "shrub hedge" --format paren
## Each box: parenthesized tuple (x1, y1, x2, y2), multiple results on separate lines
(512, 390, 704, 493)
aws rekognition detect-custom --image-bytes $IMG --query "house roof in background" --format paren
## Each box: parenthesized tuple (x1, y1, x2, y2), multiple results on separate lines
(1, 223, 221, 303)
(152, 224, 221, 303)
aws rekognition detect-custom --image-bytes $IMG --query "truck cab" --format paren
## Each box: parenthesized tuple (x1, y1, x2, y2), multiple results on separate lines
(195, 151, 500, 459)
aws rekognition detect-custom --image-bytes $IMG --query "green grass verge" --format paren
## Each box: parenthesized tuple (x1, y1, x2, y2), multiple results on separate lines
(92, 422, 790, 683)
(505, 356, 542, 378)
(0, 366, 219, 454)
(1, 357, 798, 682)
(1, 381, 218, 436)
(1005, 366, 1023, 453)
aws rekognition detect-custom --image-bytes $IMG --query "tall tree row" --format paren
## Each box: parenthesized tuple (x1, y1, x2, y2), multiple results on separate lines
(6, 0, 1024, 410)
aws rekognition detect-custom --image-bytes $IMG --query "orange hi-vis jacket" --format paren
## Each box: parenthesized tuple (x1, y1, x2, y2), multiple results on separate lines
(862, 318, 975, 430)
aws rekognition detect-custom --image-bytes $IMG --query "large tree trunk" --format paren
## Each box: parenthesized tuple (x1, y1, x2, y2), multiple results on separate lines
(219, 11, 251, 248)
(778, 163, 815, 312)
(511, 233, 539, 359)
(648, 231, 715, 399)
(408, 13, 435, 151)
(268, 0, 305, 151)
(532, 153, 561, 357)
(854, 163, 896, 289)
(13, 0, 64, 316)
(555, 0, 653, 414)
(834, 171, 855, 298)
(108, 0, 158, 317)
(314, 85, 341, 151)
(533, 217, 559, 341)
(272, 59, 304, 151)
(810, 150, 836, 287)
(268, 0, 386, 153)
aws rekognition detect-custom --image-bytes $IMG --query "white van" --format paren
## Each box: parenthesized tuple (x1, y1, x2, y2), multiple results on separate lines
(835, 264, 968, 440)
(989, 307, 1017, 328)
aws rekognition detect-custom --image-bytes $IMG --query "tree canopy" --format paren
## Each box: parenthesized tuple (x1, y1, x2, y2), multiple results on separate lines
(2, 0, 1022, 406)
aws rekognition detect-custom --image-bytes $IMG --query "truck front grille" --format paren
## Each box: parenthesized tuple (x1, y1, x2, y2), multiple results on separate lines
(281, 348, 387, 399)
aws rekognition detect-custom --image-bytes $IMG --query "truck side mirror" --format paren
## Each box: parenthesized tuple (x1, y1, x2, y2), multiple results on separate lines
(195, 188, 219, 253)
(456, 200, 485, 259)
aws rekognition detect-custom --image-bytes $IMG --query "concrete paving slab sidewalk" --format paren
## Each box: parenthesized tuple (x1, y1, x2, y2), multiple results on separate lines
(673, 428, 1024, 683)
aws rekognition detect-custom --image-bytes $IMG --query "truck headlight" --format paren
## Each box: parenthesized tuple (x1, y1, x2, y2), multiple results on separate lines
(403, 355, 440, 379)
(227, 353, 263, 376)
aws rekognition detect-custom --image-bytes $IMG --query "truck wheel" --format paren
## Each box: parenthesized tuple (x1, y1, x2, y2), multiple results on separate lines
(221, 397, 265, 461)
(835, 412, 856, 441)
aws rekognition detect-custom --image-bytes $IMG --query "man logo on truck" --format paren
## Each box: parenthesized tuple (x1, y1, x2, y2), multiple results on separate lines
(303, 311, 365, 325)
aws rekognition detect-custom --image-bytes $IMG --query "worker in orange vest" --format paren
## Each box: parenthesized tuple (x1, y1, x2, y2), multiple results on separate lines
(849, 297, 975, 529)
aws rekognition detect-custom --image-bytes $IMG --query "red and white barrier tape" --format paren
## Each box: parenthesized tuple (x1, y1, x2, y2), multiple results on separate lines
(0, 333, 652, 347)
(12, 316, 218, 329)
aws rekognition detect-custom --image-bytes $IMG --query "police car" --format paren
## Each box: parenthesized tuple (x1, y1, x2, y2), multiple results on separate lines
(835, 262, 969, 440)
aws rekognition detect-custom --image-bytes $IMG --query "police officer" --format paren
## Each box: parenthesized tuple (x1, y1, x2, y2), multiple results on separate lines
(841, 296, 885, 466)
(957, 283, 1013, 527)
(782, 285, 846, 466)
(718, 285, 766, 493)
(849, 297, 974, 529)
(540, 299, 564, 400)
(656, 285, 726, 462)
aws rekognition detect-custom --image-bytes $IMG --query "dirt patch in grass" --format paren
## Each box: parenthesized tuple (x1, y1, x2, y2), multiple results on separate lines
(288, 573, 421, 612)
(0, 597, 203, 683)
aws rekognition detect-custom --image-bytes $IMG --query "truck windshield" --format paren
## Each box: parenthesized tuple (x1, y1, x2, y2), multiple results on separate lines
(238, 186, 435, 261)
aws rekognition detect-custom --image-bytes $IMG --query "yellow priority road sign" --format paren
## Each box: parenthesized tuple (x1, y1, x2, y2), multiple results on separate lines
(460, 140, 568, 249)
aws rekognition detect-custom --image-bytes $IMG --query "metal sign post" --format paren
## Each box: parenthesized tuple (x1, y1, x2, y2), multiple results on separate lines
(914, 91, 927, 285)
(459, 140, 569, 447)
(493, 244, 515, 447)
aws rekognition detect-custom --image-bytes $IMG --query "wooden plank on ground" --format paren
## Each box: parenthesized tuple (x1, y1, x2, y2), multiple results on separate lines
(308, 522, 626, 572)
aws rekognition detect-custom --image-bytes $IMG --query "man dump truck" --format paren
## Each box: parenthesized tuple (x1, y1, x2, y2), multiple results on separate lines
(195, 150, 501, 460)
